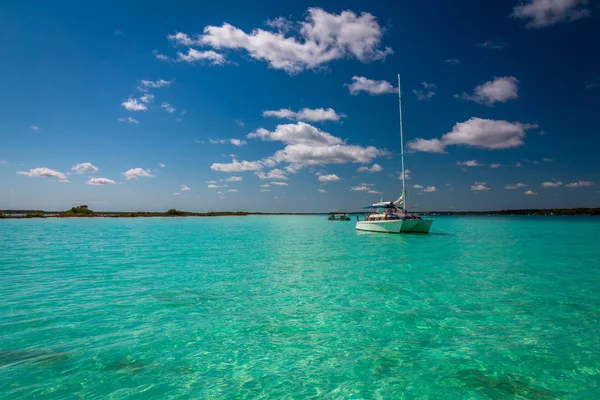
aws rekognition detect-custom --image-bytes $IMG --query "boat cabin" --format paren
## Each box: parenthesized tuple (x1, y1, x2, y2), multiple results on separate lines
(362, 203, 422, 221)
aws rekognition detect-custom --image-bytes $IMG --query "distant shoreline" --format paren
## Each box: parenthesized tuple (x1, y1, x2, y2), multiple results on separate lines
(1, 208, 599, 218)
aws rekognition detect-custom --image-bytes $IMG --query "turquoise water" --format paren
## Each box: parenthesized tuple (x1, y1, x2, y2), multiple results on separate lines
(1, 216, 600, 399)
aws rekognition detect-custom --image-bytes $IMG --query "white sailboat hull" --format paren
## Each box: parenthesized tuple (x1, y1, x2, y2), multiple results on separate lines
(355, 219, 432, 234)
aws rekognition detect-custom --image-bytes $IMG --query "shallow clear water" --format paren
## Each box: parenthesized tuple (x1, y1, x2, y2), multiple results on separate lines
(1, 216, 600, 399)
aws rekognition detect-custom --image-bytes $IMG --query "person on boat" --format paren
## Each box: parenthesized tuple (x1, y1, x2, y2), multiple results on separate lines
(385, 207, 393, 220)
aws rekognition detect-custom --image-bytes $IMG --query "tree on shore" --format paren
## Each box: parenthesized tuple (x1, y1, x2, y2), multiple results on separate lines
(166, 209, 185, 216)
(59, 205, 96, 217)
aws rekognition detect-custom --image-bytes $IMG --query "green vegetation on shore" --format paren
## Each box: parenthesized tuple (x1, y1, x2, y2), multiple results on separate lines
(422, 208, 600, 216)
(59, 205, 96, 217)
(1, 205, 248, 218)
(1, 207, 599, 219)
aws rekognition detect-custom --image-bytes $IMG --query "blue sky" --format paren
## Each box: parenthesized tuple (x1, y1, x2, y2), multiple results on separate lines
(1, 0, 599, 212)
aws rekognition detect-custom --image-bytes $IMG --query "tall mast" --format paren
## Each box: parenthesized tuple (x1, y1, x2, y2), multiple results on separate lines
(398, 73, 406, 210)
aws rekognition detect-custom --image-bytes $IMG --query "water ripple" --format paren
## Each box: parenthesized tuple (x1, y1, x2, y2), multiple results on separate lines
(1, 216, 600, 398)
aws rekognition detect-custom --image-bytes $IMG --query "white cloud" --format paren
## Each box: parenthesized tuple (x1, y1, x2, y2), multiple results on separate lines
(318, 173, 341, 182)
(0, 160, 7, 164)
(350, 185, 370, 191)
(585, 77, 600, 90)
(260, 184, 270, 188)
(412, 82, 437, 101)
(566, 181, 593, 188)
(407, 138, 446, 153)
(455, 77, 519, 106)
(208, 184, 221, 189)
(479, 41, 505, 50)
(225, 176, 243, 182)
(269, 143, 386, 167)
(175, 49, 227, 65)
(525, 190, 538, 195)
(30, 125, 40, 131)
(457, 160, 482, 167)
(86, 177, 116, 186)
(256, 168, 288, 180)
(284, 164, 302, 173)
(318, 188, 327, 193)
(413, 184, 438, 193)
(161, 102, 175, 113)
(543, 158, 554, 162)
(262, 107, 345, 122)
(506, 183, 527, 189)
(471, 181, 491, 191)
(122, 98, 148, 111)
(17, 167, 70, 183)
(246, 122, 387, 170)
(541, 180, 563, 188)
(209, 138, 247, 146)
(168, 32, 195, 46)
(490, 163, 502, 168)
(513, 0, 590, 27)
(180, 185, 191, 191)
(72, 162, 98, 174)
(139, 79, 172, 89)
(230, 139, 247, 146)
(266, 17, 293, 33)
(398, 169, 413, 180)
(408, 117, 537, 153)
(345, 76, 397, 95)
(159, 163, 166, 168)
(262, 109, 296, 119)
(248, 122, 343, 146)
(206, 180, 217, 184)
(140, 94, 154, 104)
(182, 8, 392, 74)
(228, 189, 238, 192)
(214, 122, 386, 175)
(515, 162, 522, 167)
(445, 58, 461, 65)
(211, 160, 263, 172)
(271, 181, 288, 186)
(123, 168, 154, 180)
(118, 117, 139, 124)
(260, 189, 270, 192)
(357, 163, 383, 173)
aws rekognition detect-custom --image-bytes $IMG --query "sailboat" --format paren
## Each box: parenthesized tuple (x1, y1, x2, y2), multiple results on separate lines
(355, 74, 433, 234)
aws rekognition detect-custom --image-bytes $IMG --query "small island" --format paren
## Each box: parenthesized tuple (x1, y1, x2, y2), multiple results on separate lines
(59, 205, 97, 217)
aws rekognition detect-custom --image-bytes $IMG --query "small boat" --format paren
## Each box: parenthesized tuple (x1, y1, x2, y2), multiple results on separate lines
(356, 195, 432, 233)
(355, 74, 433, 234)
(328, 212, 351, 221)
